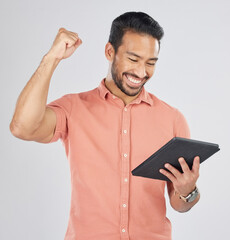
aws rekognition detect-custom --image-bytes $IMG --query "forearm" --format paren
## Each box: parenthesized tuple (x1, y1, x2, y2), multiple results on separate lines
(10, 28, 82, 140)
(10, 53, 60, 136)
(170, 189, 200, 213)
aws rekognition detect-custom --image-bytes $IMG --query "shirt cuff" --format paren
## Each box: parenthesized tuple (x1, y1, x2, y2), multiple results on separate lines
(46, 105, 65, 143)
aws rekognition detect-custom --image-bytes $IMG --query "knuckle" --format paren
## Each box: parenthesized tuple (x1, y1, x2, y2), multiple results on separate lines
(59, 27, 65, 32)
(60, 31, 66, 36)
(165, 171, 170, 177)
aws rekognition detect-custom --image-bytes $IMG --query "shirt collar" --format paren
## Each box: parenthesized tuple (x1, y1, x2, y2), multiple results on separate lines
(98, 79, 153, 106)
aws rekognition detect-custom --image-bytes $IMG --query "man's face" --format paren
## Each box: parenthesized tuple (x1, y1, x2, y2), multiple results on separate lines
(111, 31, 160, 97)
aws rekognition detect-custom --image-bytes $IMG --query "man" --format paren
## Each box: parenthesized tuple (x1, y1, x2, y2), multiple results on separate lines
(10, 12, 200, 240)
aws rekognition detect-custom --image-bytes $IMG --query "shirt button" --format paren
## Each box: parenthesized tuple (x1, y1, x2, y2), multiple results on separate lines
(124, 107, 127, 111)
(123, 130, 127, 134)
(124, 153, 127, 158)
(123, 204, 127, 208)
(124, 178, 128, 182)
(122, 229, 126, 233)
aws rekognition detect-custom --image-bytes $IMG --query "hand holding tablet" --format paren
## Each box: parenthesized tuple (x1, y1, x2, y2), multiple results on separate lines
(131, 137, 220, 182)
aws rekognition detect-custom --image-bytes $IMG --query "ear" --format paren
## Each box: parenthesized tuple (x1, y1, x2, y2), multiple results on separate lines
(105, 42, 115, 62)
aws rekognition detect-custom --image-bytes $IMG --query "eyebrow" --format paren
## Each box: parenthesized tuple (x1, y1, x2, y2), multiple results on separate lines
(126, 51, 158, 61)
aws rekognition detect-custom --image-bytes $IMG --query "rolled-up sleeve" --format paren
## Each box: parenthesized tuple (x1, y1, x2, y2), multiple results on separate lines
(46, 94, 72, 143)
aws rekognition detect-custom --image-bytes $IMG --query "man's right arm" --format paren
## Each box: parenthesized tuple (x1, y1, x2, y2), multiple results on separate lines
(10, 28, 82, 143)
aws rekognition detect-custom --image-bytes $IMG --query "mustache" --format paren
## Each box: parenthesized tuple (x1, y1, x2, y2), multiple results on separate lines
(123, 72, 149, 81)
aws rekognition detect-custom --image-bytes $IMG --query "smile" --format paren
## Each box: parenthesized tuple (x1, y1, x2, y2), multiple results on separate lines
(125, 74, 142, 84)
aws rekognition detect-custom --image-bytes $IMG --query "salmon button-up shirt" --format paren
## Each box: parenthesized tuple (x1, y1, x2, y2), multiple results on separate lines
(47, 79, 190, 240)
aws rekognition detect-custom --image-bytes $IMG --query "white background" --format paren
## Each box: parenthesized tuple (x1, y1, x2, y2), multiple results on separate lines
(1, 0, 230, 239)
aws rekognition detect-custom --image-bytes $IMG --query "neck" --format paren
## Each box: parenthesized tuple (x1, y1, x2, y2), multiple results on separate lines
(104, 76, 141, 105)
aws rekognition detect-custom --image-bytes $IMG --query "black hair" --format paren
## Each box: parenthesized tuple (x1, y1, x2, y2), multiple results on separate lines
(108, 11, 164, 52)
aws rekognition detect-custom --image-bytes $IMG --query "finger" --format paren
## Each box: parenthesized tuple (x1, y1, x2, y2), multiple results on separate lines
(164, 163, 182, 178)
(58, 28, 77, 36)
(58, 29, 79, 42)
(192, 156, 200, 173)
(159, 169, 176, 182)
(73, 38, 82, 49)
(69, 31, 79, 38)
(66, 36, 80, 48)
(178, 157, 190, 173)
(67, 32, 79, 42)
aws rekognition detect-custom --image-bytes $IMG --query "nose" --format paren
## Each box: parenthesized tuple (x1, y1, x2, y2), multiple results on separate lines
(134, 63, 147, 79)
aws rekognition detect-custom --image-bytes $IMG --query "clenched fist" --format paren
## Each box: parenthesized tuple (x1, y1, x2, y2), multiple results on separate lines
(47, 28, 82, 60)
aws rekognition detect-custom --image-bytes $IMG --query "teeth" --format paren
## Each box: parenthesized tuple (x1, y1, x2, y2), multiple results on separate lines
(127, 75, 141, 84)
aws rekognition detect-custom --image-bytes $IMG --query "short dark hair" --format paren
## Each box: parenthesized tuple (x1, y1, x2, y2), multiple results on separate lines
(108, 11, 164, 53)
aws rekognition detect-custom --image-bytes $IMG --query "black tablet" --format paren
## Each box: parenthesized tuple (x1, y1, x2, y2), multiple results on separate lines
(131, 137, 220, 181)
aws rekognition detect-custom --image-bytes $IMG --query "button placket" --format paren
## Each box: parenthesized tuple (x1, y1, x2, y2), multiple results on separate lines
(120, 106, 131, 239)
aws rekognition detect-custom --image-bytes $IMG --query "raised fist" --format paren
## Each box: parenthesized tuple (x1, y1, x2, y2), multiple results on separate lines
(47, 28, 82, 60)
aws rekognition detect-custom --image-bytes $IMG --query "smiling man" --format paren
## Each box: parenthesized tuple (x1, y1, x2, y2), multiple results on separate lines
(105, 30, 159, 103)
(10, 12, 200, 240)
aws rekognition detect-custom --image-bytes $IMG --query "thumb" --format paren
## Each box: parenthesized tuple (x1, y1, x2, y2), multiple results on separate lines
(73, 38, 82, 49)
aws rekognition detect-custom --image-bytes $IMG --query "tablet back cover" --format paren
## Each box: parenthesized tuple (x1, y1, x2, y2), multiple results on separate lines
(131, 137, 220, 181)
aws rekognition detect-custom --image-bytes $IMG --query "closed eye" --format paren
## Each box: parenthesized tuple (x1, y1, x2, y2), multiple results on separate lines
(147, 63, 155, 66)
(128, 58, 138, 62)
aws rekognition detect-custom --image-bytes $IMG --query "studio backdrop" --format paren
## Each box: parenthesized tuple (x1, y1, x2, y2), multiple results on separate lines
(1, 0, 229, 239)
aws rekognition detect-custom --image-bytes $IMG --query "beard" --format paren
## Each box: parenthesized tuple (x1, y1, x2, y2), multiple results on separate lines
(111, 59, 149, 97)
